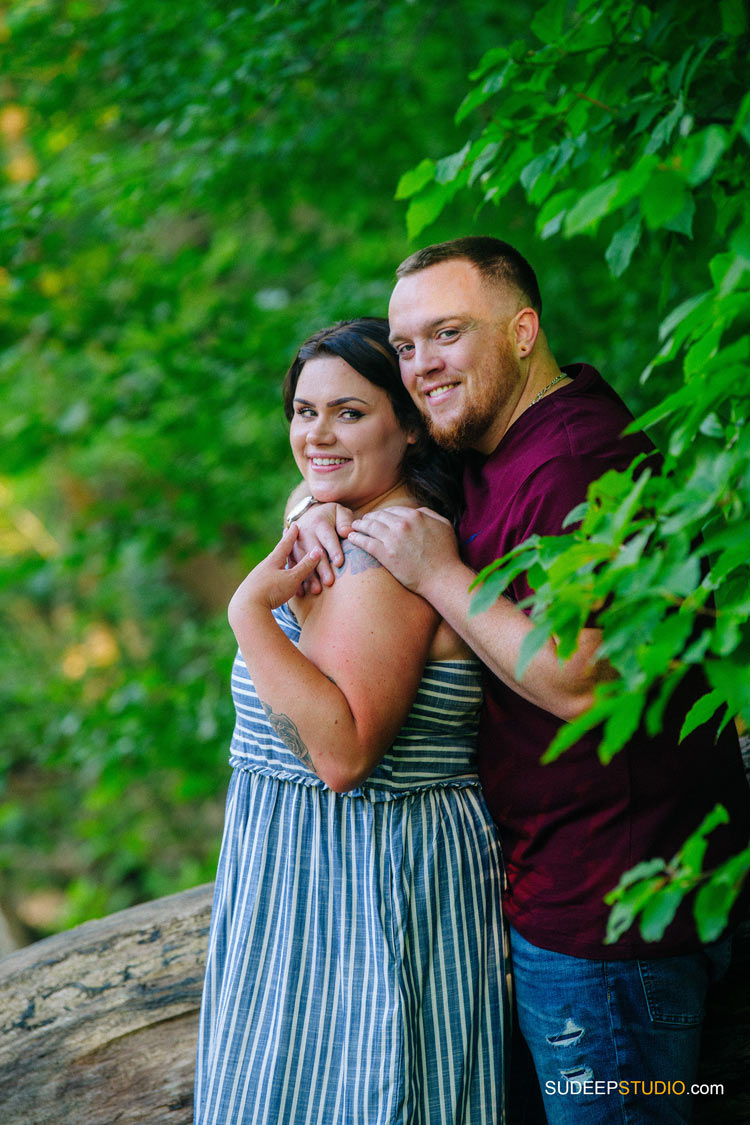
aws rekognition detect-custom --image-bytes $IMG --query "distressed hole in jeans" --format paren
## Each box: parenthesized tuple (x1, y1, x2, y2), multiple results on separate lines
(545, 1017, 584, 1047)
(560, 1065, 594, 1083)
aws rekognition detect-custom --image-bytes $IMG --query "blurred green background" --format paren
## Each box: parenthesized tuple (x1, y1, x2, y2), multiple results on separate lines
(0, 0, 736, 942)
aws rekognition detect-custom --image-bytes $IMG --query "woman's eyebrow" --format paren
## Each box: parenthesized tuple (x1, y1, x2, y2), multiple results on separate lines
(293, 396, 371, 407)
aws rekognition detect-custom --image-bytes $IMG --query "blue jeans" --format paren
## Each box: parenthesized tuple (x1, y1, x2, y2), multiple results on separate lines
(509, 924, 732, 1124)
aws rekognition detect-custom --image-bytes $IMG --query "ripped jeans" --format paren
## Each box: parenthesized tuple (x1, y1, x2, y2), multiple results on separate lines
(509, 924, 732, 1124)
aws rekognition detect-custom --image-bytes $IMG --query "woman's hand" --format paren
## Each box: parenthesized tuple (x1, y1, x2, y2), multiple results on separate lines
(228, 526, 322, 623)
(290, 502, 354, 593)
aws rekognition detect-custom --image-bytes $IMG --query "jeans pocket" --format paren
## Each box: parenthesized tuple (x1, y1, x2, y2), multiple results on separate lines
(638, 954, 708, 1027)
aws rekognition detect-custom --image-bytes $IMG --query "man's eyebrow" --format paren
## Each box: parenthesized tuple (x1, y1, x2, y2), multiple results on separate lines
(389, 314, 468, 344)
(293, 396, 370, 407)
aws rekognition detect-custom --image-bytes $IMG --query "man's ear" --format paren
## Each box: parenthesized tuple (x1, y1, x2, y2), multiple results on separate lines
(513, 307, 540, 357)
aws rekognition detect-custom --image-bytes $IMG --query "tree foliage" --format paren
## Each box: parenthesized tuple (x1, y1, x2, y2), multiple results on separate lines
(0, 0, 521, 932)
(1, 0, 747, 945)
(402, 0, 750, 942)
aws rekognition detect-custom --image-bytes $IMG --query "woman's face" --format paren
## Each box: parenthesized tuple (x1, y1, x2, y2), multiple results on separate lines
(290, 355, 415, 511)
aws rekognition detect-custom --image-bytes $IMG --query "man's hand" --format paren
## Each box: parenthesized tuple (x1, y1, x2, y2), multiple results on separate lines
(348, 506, 459, 596)
(290, 502, 354, 594)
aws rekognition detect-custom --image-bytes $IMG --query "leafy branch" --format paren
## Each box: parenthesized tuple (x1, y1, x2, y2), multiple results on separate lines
(402, 0, 750, 943)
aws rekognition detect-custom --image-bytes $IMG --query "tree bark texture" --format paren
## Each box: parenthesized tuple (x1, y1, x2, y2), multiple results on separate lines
(0, 882, 213, 1125)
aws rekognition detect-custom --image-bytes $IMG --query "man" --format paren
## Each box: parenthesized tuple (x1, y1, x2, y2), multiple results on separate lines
(294, 237, 750, 1122)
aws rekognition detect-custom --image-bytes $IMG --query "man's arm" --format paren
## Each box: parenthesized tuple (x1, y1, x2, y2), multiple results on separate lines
(348, 506, 603, 721)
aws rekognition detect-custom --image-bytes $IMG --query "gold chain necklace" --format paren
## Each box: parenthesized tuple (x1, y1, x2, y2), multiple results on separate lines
(530, 372, 567, 405)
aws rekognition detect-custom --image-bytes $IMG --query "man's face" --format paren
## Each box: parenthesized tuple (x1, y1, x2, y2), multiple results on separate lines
(388, 259, 524, 454)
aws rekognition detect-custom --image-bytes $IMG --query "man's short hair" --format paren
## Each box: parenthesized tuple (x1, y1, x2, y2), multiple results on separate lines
(396, 236, 542, 315)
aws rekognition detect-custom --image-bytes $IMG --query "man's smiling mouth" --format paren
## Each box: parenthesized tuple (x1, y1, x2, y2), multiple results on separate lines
(426, 383, 459, 399)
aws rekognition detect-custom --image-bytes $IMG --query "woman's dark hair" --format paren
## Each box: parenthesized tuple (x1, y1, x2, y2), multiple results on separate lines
(282, 317, 463, 522)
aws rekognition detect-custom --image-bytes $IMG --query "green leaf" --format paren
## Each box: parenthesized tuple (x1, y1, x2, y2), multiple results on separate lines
(734, 89, 750, 144)
(605, 875, 666, 944)
(645, 671, 686, 737)
(639, 882, 685, 942)
(395, 158, 436, 200)
(639, 171, 689, 231)
(468, 141, 501, 186)
(405, 182, 453, 240)
(644, 96, 684, 155)
(469, 537, 543, 603)
(468, 46, 511, 83)
(730, 222, 750, 260)
(537, 188, 577, 239)
(706, 659, 750, 720)
(516, 623, 553, 682)
(562, 501, 589, 529)
(680, 690, 725, 742)
(694, 877, 739, 943)
(605, 213, 642, 277)
(541, 691, 617, 763)
(456, 61, 514, 123)
(564, 177, 623, 237)
(657, 290, 711, 343)
(720, 0, 749, 34)
(685, 125, 729, 186)
(435, 143, 471, 185)
(599, 695, 645, 763)
(520, 149, 558, 193)
(531, 0, 568, 44)
(679, 805, 729, 874)
(627, 382, 695, 433)
(663, 193, 695, 237)
(605, 858, 668, 900)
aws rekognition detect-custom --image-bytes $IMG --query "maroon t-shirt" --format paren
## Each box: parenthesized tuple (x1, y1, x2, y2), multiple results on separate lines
(460, 364, 750, 958)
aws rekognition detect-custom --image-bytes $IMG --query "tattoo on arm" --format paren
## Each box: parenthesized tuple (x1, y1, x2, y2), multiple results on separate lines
(337, 540, 381, 576)
(260, 699, 318, 775)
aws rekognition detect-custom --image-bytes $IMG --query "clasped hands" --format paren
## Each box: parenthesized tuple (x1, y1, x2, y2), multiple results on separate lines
(290, 502, 460, 598)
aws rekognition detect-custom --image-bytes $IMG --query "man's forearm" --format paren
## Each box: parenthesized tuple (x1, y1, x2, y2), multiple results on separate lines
(418, 557, 598, 721)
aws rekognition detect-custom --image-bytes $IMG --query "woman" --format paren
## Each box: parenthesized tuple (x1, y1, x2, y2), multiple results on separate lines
(194, 318, 508, 1124)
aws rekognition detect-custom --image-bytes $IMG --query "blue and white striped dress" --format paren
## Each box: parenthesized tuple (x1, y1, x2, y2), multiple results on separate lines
(194, 604, 508, 1124)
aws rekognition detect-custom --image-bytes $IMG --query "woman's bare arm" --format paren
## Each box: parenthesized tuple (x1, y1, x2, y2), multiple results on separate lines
(229, 529, 438, 791)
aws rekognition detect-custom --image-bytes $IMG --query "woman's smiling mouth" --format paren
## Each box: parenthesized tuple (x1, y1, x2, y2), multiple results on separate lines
(310, 456, 352, 468)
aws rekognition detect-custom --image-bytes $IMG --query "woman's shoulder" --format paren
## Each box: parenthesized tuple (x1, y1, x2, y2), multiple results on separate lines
(297, 532, 436, 640)
(337, 536, 385, 577)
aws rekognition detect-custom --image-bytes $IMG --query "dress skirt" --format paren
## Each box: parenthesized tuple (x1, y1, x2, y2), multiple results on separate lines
(194, 609, 507, 1124)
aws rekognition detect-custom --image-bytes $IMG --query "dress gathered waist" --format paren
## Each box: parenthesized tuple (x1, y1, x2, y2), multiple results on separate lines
(229, 655, 484, 800)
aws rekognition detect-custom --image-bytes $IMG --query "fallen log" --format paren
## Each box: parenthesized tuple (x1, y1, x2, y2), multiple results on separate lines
(0, 882, 213, 1125)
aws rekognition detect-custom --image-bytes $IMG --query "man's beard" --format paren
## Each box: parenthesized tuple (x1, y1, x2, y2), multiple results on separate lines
(424, 408, 492, 452)
(421, 378, 509, 452)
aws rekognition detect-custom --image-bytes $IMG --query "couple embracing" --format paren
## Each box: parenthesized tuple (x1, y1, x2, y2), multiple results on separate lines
(194, 237, 750, 1124)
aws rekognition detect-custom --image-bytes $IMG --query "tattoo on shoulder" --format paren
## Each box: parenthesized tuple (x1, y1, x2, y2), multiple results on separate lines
(260, 699, 318, 775)
(337, 539, 381, 576)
